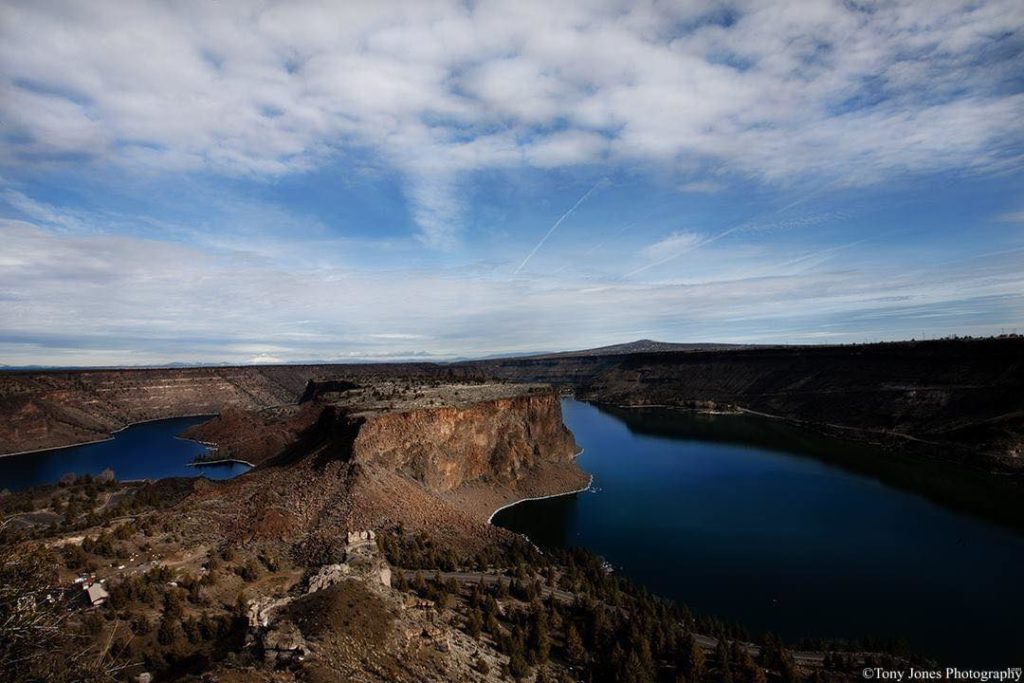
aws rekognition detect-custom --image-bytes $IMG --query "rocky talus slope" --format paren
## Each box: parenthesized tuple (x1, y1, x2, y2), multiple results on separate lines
(178, 386, 585, 551)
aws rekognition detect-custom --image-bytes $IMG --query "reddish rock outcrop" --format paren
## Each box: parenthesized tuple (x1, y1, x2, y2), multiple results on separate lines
(351, 393, 577, 492)
(176, 387, 586, 549)
(0, 363, 463, 455)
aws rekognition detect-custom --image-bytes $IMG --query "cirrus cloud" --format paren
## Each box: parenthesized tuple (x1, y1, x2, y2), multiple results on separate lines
(1, 0, 1022, 246)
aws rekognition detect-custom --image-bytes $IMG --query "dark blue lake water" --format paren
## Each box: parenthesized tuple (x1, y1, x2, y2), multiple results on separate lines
(0, 416, 250, 491)
(493, 400, 1024, 666)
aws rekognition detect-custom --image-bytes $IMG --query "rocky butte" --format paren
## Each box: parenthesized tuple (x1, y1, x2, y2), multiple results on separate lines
(176, 381, 588, 545)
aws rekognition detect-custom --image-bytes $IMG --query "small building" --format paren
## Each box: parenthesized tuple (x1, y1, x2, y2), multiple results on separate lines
(85, 582, 109, 607)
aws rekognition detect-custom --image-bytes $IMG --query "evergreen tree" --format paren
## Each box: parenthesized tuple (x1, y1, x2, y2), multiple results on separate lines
(466, 609, 483, 639)
(622, 651, 654, 683)
(540, 617, 552, 661)
(778, 658, 800, 683)
(508, 652, 530, 681)
(566, 623, 587, 666)
(682, 637, 705, 682)
(608, 642, 628, 680)
(747, 666, 767, 683)
(734, 646, 763, 683)
(486, 613, 502, 637)
(716, 639, 734, 683)
(469, 583, 483, 608)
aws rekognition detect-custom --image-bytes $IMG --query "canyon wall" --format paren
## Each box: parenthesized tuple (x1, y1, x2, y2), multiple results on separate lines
(351, 392, 578, 492)
(181, 389, 585, 546)
(0, 363, 452, 455)
(0, 366, 304, 454)
(184, 390, 579, 495)
(460, 338, 1024, 472)
(3, 338, 1021, 474)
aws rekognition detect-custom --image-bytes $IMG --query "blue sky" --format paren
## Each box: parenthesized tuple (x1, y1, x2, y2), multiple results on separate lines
(1, 0, 1022, 365)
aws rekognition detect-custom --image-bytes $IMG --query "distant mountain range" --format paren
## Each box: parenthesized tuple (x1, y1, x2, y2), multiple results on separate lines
(0, 340, 757, 370)
(12, 337, 1013, 370)
(531, 339, 758, 358)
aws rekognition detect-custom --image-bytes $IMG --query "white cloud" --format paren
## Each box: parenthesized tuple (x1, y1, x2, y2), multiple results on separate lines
(5, 218, 1019, 365)
(1, 189, 85, 231)
(370, 333, 428, 340)
(641, 231, 703, 261)
(250, 353, 283, 364)
(525, 131, 609, 169)
(1, 0, 1021, 245)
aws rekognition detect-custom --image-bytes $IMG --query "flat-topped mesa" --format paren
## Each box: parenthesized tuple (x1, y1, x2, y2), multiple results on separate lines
(313, 379, 556, 416)
(178, 381, 586, 544)
(187, 381, 579, 490)
(345, 385, 578, 492)
(283, 382, 578, 490)
(0, 364, 477, 455)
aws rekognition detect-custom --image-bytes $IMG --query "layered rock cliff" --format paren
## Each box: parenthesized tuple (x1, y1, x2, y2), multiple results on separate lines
(3, 338, 1022, 475)
(180, 386, 585, 549)
(350, 392, 577, 492)
(0, 363, 456, 455)
(0, 366, 310, 454)
(460, 337, 1024, 473)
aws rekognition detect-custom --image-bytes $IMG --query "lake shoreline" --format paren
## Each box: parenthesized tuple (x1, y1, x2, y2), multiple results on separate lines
(0, 415, 247, 492)
(604, 400, 974, 458)
(486, 474, 594, 524)
(486, 448, 589, 524)
(495, 399, 1024, 665)
(188, 457, 255, 468)
(0, 413, 218, 459)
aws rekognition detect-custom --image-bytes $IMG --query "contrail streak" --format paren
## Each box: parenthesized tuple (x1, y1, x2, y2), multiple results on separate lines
(623, 180, 841, 278)
(513, 182, 601, 275)
(623, 230, 722, 277)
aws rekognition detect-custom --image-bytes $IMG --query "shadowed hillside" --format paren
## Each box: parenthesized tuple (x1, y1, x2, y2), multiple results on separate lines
(458, 337, 1024, 473)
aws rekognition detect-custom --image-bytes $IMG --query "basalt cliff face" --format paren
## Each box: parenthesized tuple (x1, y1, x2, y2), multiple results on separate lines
(0, 364, 455, 455)
(0, 366, 311, 454)
(350, 393, 577, 492)
(459, 337, 1024, 473)
(180, 386, 584, 549)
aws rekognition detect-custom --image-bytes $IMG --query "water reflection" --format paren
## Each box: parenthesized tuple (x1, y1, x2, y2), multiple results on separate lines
(600, 404, 1024, 533)
(493, 400, 1024, 665)
(0, 416, 250, 491)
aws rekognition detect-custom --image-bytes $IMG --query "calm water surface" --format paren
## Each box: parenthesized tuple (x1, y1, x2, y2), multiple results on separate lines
(493, 400, 1024, 665)
(0, 416, 250, 491)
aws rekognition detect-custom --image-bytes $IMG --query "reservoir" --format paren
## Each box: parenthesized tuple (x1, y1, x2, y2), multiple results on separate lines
(492, 399, 1024, 666)
(0, 416, 250, 491)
